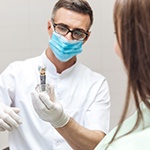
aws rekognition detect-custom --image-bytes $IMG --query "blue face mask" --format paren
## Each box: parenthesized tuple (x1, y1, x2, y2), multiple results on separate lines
(49, 32, 83, 62)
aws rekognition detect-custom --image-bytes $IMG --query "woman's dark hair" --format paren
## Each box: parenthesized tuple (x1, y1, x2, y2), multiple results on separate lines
(109, 0, 150, 146)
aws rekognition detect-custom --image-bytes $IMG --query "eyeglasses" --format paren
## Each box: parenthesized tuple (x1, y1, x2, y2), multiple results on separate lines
(53, 23, 89, 41)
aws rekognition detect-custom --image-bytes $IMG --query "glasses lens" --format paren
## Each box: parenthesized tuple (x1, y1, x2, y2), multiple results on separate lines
(73, 30, 87, 40)
(55, 24, 68, 35)
(54, 23, 88, 40)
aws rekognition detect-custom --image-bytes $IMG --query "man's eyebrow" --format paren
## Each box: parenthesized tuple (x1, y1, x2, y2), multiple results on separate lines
(55, 23, 69, 28)
(56, 22, 87, 32)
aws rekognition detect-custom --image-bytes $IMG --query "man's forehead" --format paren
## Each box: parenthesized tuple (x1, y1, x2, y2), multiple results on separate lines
(54, 8, 91, 30)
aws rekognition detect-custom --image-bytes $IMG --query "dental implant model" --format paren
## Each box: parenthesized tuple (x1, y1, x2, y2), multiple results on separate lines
(38, 65, 46, 92)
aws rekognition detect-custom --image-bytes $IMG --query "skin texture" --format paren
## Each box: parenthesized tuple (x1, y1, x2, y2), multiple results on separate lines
(45, 8, 105, 150)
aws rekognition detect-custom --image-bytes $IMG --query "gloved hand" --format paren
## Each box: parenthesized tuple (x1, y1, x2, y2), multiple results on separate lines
(0, 102, 23, 131)
(31, 84, 70, 128)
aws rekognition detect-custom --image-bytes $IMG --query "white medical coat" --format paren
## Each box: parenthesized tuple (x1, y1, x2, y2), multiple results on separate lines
(0, 51, 110, 150)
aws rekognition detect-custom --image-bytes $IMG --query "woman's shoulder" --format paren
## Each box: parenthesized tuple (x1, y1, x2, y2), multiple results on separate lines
(95, 127, 150, 150)
(94, 102, 150, 150)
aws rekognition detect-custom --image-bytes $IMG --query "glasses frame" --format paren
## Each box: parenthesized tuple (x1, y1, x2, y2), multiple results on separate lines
(53, 23, 89, 41)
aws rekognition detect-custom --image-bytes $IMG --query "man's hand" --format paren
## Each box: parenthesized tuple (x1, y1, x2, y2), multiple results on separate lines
(31, 84, 70, 128)
(0, 103, 23, 131)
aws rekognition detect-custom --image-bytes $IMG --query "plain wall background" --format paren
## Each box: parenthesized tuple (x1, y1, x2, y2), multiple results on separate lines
(0, 0, 134, 149)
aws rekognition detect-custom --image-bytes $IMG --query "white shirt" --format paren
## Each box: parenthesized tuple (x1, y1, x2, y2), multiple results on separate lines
(0, 51, 110, 150)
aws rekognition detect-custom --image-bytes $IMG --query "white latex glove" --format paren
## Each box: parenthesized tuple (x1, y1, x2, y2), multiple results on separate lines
(31, 84, 70, 128)
(0, 102, 23, 131)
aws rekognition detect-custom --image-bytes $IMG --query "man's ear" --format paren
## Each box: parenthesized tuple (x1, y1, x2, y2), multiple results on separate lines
(47, 20, 53, 36)
(83, 31, 91, 44)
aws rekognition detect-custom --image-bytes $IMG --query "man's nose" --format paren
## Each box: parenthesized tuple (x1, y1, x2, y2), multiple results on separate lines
(64, 31, 73, 41)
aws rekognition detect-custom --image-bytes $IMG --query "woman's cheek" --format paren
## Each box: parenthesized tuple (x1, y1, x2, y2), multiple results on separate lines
(114, 40, 122, 59)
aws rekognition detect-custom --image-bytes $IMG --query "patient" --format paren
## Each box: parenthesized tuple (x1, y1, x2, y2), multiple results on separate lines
(94, 0, 150, 149)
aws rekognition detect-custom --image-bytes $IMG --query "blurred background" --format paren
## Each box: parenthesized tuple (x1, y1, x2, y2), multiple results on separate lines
(0, 0, 132, 149)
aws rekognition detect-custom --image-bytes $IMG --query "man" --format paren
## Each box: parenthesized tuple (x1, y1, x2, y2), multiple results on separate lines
(0, 0, 110, 149)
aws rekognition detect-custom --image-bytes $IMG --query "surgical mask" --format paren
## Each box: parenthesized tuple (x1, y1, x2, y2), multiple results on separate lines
(49, 31, 83, 62)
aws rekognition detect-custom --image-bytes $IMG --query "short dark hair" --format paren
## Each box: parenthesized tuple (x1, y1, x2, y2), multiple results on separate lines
(51, 0, 93, 30)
